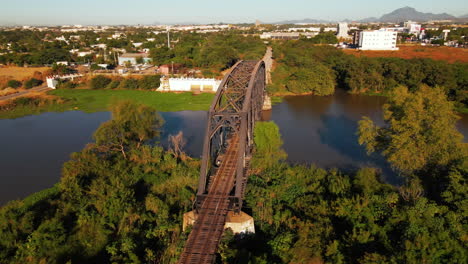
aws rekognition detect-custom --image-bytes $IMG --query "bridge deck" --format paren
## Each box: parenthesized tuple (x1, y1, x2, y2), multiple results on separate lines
(178, 135, 239, 264)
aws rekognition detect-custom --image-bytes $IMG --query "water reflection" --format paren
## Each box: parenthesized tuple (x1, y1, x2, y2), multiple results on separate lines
(268, 91, 395, 183)
(1, 91, 467, 204)
(0, 111, 207, 205)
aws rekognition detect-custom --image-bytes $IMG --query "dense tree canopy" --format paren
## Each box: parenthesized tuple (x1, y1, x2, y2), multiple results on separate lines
(358, 85, 466, 173)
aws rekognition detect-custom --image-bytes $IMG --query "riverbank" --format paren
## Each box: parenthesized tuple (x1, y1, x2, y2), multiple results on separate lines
(0, 89, 214, 119)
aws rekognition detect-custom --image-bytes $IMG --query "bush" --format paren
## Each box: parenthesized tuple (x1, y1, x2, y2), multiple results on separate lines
(7, 79, 22, 88)
(107, 80, 121, 89)
(120, 78, 140, 89)
(24, 78, 43, 89)
(139, 75, 161, 90)
(90, 75, 112, 89)
(56, 81, 79, 89)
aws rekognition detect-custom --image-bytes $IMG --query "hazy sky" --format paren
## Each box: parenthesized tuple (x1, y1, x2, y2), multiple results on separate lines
(2, 0, 467, 25)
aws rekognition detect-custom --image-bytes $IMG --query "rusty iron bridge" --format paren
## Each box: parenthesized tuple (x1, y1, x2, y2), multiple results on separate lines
(178, 60, 266, 264)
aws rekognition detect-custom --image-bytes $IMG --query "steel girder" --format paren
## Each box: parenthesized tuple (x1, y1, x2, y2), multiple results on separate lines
(196, 60, 266, 213)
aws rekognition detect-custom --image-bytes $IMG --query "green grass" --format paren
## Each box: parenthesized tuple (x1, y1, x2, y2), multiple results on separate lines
(49, 89, 215, 112)
(0, 89, 215, 119)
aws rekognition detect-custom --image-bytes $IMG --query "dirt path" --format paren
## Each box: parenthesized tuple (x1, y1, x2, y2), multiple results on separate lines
(0, 85, 52, 102)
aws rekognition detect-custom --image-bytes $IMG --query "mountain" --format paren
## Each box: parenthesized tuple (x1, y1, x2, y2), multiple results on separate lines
(379, 7, 456, 22)
(272, 7, 458, 25)
(459, 14, 468, 18)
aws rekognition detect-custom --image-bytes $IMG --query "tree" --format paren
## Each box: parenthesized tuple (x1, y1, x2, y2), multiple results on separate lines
(139, 75, 161, 90)
(93, 101, 164, 159)
(252, 121, 287, 171)
(6, 80, 21, 88)
(89, 75, 112, 89)
(358, 85, 466, 174)
(24, 78, 43, 89)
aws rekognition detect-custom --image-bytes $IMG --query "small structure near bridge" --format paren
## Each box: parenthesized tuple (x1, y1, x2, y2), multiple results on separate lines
(157, 77, 221, 93)
(46, 74, 84, 89)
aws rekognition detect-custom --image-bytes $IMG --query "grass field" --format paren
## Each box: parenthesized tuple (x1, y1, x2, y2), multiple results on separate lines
(48, 89, 215, 112)
(343, 46, 468, 64)
(0, 89, 215, 119)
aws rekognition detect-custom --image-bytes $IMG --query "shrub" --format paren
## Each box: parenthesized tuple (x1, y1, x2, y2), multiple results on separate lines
(57, 81, 79, 89)
(7, 79, 22, 88)
(120, 78, 140, 89)
(90, 75, 112, 89)
(107, 80, 121, 89)
(139, 75, 161, 90)
(24, 78, 43, 89)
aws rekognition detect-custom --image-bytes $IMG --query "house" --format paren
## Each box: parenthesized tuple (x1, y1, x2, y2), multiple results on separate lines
(132, 42, 143, 48)
(118, 53, 152, 66)
(158, 64, 184, 74)
(158, 77, 221, 93)
(77, 51, 94, 57)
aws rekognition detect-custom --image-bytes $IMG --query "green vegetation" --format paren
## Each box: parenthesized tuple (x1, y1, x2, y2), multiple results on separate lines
(269, 40, 468, 112)
(0, 94, 466, 263)
(24, 78, 43, 89)
(0, 96, 66, 119)
(0, 90, 214, 119)
(358, 86, 466, 173)
(0, 101, 199, 263)
(90, 75, 112, 89)
(150, 33, 265, 72)
(87, 75, 161, 90)
(6, 79, 21, 88)
(269, 41, 336, 95)
(48, 89, 214, 112)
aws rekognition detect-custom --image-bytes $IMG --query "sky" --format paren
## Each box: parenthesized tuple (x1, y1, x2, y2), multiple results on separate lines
(1, 0, 467, 25)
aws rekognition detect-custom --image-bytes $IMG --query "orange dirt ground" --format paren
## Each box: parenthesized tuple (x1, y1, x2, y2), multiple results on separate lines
(343, 46, 468, 64)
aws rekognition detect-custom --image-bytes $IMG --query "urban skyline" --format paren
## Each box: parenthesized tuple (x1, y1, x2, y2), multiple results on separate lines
(1, 0, 467, 25)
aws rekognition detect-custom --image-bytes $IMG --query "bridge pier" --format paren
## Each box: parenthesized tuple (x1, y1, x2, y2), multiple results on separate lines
(183, 211, 255, 234)
(262, 95, 272, 110)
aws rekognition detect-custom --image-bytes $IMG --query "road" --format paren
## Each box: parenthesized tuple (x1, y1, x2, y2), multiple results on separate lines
(0, 86, 52, 102)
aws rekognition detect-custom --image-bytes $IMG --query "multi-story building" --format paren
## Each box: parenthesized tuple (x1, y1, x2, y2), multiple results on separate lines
(337, 22, 349, 38)
(357, 30, 398, 50)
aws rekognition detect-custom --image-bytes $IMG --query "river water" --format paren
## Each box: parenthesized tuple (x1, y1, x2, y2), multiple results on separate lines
(1, 90, 467, 205)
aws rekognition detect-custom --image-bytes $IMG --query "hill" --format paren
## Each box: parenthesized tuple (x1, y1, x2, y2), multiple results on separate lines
(272, 7, 458, 24)
(379, 6, 456, 22)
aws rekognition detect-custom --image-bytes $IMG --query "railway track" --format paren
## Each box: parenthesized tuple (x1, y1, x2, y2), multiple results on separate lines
(178, 135, 239, 264)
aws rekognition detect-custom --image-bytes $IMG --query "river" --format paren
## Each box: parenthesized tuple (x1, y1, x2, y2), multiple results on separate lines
(1, 90, 467, 205)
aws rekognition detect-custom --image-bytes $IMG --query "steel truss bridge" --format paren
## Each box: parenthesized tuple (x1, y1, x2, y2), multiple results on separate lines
(178, 60, 266, 264)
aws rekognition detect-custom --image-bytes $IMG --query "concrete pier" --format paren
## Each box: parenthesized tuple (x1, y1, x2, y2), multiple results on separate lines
(263, 95, 272, 110)
(183, 211, 255, 234)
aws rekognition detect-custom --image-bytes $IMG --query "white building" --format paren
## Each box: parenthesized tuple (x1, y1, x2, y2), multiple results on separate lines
(158, 77, 221, 93)
(323, 27, 337, 32)
(337, 22, 349, 38)
(287, 27, 321, 32)
(260, 32, 317, 40)
(118, 53, 152, 66)
(357, 30, 398, 51)
(404, 21, 422, 34)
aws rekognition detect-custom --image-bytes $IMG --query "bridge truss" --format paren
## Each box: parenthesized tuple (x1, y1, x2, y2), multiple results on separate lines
(178, 60, 266, 264)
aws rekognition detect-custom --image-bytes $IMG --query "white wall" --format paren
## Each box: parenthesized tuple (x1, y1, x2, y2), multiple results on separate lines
(158, 78, 221, 92)
(359, 31, 398, 50)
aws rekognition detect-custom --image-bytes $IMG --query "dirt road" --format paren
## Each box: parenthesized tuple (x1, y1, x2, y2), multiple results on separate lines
(0, 86, 52, 102)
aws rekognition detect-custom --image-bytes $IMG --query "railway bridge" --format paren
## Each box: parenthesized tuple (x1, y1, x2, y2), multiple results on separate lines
(178, 60, 266, 264)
